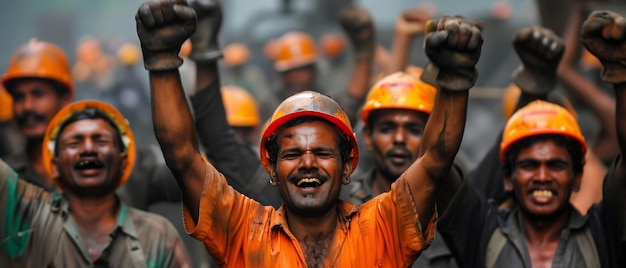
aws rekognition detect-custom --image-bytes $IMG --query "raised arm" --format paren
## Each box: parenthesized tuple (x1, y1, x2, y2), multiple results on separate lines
(136, 0, 205, 221)
(387, 8, 429, 74)
(582, 10, 626, 193)
(405, 16, 482, 230)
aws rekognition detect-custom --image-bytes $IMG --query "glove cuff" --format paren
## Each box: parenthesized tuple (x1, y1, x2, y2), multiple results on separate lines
(512, 65, 557, 95)
(189, 49, 223, 63)
(436, 68, 477, 91)
(420, 63, 438, 87)
(142, 50, 183, 71)
(601, 62, 626, 84)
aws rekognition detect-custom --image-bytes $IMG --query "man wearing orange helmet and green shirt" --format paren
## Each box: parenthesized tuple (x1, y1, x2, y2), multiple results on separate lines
(137, 0, 481, 266)
(0, 101, 190, 266)
(434, 12, 626, 267)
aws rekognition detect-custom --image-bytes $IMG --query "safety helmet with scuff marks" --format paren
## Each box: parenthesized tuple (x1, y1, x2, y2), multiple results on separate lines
(500, 100, 586, 162)
(361, 71, 436, 124)
(42, 100, 136, 189)
(259, 91, 358, 173)
(2, 39, 74, 98)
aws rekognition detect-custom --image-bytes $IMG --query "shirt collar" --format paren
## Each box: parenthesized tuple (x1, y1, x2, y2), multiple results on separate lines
(501, 205, 590, 236)
(113, 200, 138, 239)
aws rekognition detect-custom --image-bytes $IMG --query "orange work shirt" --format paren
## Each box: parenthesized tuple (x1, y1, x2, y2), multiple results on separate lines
(182, 160, 436, 267)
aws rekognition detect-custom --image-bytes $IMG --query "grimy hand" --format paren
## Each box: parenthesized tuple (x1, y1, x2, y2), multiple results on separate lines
(582, 10, 626, 84)
(189, 0, 223, 62)
(339, 5, 375, 60)
(136, 0, 196, 71)
(424, 16, 483, 91)
(511, 26, 564, 95)
(395, 8, 430, 37)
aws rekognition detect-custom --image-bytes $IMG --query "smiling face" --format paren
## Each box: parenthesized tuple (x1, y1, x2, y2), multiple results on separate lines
(504, 139, 581, 218)
(10, 79, 70, 140)
(269, 120, 349, 217)
(364, 109, 428, 181)
(52, 118, 126, 198)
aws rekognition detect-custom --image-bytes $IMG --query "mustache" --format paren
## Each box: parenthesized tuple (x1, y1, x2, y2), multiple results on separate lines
(385, 146, 413, 159)
(15, 111, 47, 125)
(287, 170, 330, 183)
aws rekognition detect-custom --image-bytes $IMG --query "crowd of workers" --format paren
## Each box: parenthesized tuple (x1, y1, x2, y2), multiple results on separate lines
(1, 0, 626, 267)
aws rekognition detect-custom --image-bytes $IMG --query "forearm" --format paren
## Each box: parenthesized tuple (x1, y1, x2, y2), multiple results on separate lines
(150, 70, 204, 220)
(388, 32, 413, 73)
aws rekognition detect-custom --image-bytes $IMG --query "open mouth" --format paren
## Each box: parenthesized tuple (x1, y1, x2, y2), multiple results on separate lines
(75, 159, 104, 170)
(295, 178, 322, 188)
(532, 189, 554, 199)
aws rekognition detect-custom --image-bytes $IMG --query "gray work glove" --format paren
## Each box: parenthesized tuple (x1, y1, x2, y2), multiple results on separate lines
(582, 10, 626, 84)
(339, 6, 376, 60)
(136, 0, 197, 71)
(189, 0, 223, 62)
(512, 26, 564, 95)
(422, 16, 483, 91)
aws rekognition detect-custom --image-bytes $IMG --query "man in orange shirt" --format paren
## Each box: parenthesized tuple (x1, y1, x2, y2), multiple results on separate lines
(136, 0, 482, 266)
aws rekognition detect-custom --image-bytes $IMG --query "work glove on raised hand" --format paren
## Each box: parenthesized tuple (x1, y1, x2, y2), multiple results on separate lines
(189, 0, 223, 62)
(136, 0, 197, 71)
(339, 6, 376, 60)
(582, 10, 626, 84)
(512, 26, 564, 95)
(422, 16, 483, 91)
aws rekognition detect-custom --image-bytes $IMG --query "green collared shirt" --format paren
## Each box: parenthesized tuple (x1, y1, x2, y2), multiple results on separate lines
(0, 159, 190, 267)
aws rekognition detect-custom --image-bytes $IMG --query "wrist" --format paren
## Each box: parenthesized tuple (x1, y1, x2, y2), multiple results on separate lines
(601, 61, 626, 84)
(512, 66, 557, 95)
(436, 68, 477, 91)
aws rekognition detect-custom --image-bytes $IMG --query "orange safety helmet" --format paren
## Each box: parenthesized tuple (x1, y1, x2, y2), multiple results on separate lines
(360, 71, 437, 123)
(274, 31, 318, 72)
(42, 100, 136, 189)
(320, 33, 347, 59)
(221, 85, 260, 127)
(0, 86, 13, 121)
(116, 43, 141, 66)
(2, 39, 74, 98)
(259, 91, 359, 173)
(500, 100, 586, 162)
(223, 43, 250, 67)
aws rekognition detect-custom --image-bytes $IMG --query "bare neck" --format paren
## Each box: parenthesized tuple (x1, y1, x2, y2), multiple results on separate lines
(66, 193, 119, 228)
(371, 171, 393, 195)
(520, 210, 569, 268)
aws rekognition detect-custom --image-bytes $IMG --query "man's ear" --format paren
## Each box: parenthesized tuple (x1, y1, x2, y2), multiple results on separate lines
(51, 158, 60, 179)
(119, 152, 128, 174)
(268, 162, 279, 186)
(503, 175, 513, 193)
(342, 161, 351, 185)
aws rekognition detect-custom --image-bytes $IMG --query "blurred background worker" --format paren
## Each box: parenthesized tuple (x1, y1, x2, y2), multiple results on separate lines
(221, 85, 261, 148)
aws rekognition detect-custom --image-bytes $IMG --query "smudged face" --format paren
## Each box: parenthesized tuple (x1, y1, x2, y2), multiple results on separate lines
(505, 139, 580, 218)
(270, 120, 349, 217)
(53, 118, 126, 197)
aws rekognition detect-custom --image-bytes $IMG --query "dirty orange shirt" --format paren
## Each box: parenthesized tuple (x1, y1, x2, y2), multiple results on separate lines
(182, 160, 436, 267)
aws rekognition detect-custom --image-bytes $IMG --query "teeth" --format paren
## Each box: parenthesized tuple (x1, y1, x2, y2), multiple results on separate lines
(296, 178, 321, 186)
(532, 190, 553, 198)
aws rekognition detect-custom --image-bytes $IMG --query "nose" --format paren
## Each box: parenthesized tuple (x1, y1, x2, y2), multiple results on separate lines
(300, 150, 318, 169)
(79, 138, 97, 155)
(534, 164, 550, 183)
(22, 93, 36, 111)
(393, 127, 407, 144)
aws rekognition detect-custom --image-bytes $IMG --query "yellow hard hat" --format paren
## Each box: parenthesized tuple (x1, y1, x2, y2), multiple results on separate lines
(116, 43, 141, 66)
(221, 85, 260, 127)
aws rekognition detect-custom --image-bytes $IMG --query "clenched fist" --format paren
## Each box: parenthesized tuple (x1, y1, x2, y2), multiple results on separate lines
(189, 0, 223, 62)
(423, 16, 483, 91)
(339, 6, 375, 60)
(512, 26, 564, 95)
(136, 0, 196, 71)
(582, 10, 626, 84)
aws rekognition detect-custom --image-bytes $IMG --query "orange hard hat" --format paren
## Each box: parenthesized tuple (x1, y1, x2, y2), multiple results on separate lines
(2, 39, 74, 98)
(43, 100, 136, 189)
(274, 31, 318, 72)
(360, 72, 436, 123)
(76, 37, 102, 64)
(263, 38, 280, 60)
(259, 91, 358, 173)
(320, 33, 347, 59)
(500, 100, 586, 162)
(0, 86, 13, 121)
(116, 43, 141, 66)
(223, 43, 250, 67)
(221, 85, 260, 127)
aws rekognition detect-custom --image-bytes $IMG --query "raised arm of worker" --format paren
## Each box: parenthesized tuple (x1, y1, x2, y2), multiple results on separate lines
(136, 0, 207, 221)
(559, 4, 618, 163)
(387, 7, 429, 74)
(582, 10, 626, 195)
(403, 16, 481, 230)
(186, 0, 281, 208)
(470, 26, 565, 205)
(336, 5, 375, 124)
